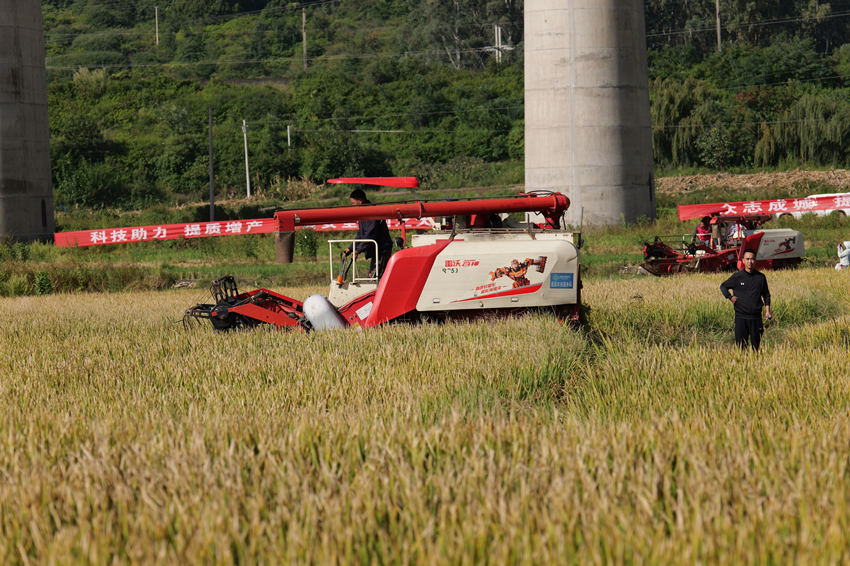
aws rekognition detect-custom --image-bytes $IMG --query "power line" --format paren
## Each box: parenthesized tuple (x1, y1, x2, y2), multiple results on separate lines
(646, 9, 850, 38)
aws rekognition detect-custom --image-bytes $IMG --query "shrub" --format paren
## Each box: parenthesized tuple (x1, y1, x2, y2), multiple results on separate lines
(296, 229, 319, 260)
(34, 272, 53, 296)
(0, 274, 30, 297)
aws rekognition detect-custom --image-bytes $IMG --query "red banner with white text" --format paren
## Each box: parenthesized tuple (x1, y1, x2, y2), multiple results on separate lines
(678, 194, 850, 221)
(54, 217, 435, 248)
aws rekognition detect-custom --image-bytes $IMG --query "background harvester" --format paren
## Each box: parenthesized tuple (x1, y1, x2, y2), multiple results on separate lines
(184, 190, 582, 331)
(641, 199, 806, 276)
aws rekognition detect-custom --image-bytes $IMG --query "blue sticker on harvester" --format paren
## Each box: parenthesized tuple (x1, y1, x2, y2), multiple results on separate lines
(550, 273, 574, 289)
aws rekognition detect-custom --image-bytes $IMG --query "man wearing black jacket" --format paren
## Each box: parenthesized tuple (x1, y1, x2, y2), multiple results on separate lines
(720, 249, 772, 351)
(343, 188, 394, 278)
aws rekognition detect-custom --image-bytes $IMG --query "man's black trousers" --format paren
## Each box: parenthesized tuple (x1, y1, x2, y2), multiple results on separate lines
(734, 316, 763, 351)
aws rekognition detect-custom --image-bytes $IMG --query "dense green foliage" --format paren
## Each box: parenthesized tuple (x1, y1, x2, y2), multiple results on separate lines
(42, 0, 850, 210)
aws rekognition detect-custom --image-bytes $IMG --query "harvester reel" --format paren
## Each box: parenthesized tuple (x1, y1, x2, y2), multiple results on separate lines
(182, 275, 261, 331)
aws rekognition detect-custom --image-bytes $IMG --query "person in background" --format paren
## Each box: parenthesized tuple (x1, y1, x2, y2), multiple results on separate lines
(726, 219, 747, 241)
(692, 215, 711, 245)
(709, 215, 722, 249)
(836, 241, 850, 270)
(720, 249, 771, 351)
(343, 188, 394, 278)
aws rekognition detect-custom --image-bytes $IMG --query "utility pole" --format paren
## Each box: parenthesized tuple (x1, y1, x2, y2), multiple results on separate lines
(287, 124, 291, 148)
(494, 24, 502, 63)
(155, 6, 159, 46)
(242, 119, 251, 198)
(715, 0, 722, 51)
(302, 7, 307, 71)
(209, 106, 214, 221)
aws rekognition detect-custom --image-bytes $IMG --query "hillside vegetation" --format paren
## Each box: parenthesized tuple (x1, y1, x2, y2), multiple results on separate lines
(41, 0, 850, 210)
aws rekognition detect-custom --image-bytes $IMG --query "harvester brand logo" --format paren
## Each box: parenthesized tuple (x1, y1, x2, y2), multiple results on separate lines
(444, 259, 480, 268)
(550, 273, 574, 289)
(443, 259, 481, 274)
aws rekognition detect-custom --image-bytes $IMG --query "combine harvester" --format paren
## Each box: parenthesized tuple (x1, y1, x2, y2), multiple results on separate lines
(641, 197, 806, 275)
(184, 188, 582, 331)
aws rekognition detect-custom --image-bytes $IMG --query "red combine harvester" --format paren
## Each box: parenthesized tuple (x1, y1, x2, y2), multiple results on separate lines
(184, 190, 582, 331)
(641, 202, 805, 276)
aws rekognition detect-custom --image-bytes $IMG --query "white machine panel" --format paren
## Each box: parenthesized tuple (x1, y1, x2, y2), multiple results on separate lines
(414, 233, 579, 312)
(756, 229, 804, 260)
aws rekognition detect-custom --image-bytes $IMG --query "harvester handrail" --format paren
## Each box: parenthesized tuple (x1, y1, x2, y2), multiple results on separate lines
(328, 239, 379, 284)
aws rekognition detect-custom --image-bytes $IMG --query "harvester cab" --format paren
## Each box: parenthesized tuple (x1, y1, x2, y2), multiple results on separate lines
(184, 180, 582, 332)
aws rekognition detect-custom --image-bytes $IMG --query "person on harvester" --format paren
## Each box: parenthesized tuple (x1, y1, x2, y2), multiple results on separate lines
(343, 188, 394, 278)
(692, 215, 711, 246)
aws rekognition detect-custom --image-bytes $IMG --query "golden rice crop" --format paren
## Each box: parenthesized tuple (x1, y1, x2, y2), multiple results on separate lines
(1, 268, 849, 564)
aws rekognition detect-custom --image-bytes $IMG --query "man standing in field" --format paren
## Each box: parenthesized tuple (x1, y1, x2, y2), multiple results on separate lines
(720, 249, 771, 351)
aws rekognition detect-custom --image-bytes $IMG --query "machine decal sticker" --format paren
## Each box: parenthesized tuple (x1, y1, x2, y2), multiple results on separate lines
(489, 256, 547, 288)
(474, 282, 506, 294)
(454, 284, 543, 303)
(772, 236, 797, 255)
(550, 273, 574, 289)
(356, 301, 373, 320)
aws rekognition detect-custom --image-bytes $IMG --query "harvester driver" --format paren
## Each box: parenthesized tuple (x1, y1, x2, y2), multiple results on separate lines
(344, 188, 394, 278)
(692, 216, 711, 245)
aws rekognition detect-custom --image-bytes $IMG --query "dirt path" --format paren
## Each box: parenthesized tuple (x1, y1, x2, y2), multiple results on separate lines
(656, 169, 850, 197)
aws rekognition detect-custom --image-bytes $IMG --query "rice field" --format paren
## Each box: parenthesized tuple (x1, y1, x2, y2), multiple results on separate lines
(1, 268, 849, 564)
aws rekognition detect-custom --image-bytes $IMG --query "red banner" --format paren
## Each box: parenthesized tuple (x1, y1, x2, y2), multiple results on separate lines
(327, 176, 420, 188)
(678, 194, 850, 221)
(54, 217, 435, 248)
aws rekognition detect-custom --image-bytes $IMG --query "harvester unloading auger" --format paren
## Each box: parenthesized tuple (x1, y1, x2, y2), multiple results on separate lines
(184, 189, 582, 331)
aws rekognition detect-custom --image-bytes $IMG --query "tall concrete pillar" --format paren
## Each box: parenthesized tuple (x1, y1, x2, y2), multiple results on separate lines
(525, 0, 655, 226)
(0, 0, 54, 241)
